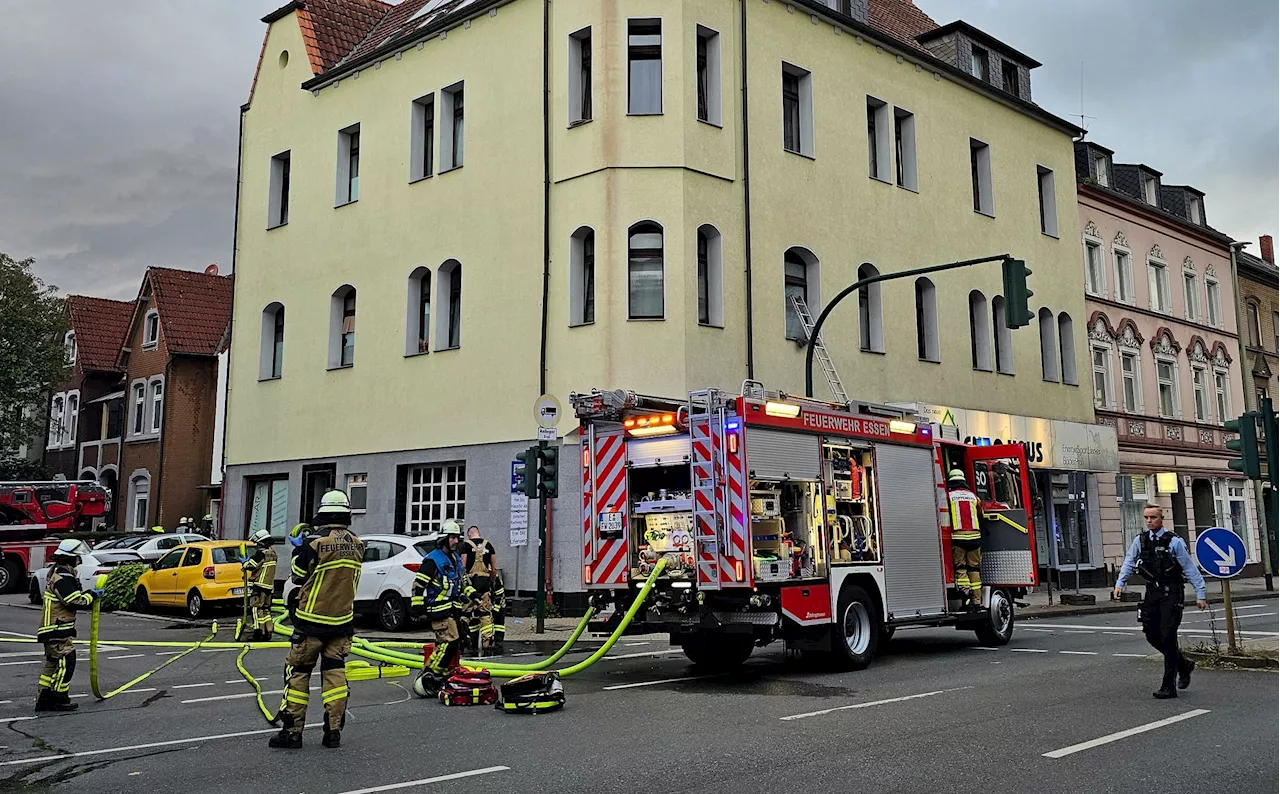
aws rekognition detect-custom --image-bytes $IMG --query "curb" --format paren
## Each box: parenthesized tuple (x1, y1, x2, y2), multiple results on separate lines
(1020, 591, 1277, 620)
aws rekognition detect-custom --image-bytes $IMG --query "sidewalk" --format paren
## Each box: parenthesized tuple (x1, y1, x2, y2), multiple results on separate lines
(1019, 576, 1277, 619)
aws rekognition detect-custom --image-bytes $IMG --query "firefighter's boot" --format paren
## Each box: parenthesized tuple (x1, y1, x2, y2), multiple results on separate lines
(268, 730, 302, 749)
(322, 730, 341, 749)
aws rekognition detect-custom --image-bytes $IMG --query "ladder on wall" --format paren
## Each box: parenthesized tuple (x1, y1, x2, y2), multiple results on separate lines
(790, 294, 849, 405)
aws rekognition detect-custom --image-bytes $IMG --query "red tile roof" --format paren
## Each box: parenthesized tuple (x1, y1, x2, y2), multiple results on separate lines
(298, 0, 393, 74)
(868, 0, 940, 52)
(139, 267, 235, 358)
(337, 0, 480, 67)
(65, 296, 134, 373)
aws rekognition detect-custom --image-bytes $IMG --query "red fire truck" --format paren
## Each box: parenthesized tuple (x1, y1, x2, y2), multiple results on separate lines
(0, 480, 110, 593)
(571, 382, 1038, 671)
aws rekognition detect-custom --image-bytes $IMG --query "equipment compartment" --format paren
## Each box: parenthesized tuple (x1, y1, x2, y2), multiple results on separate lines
(627, 463, 695, 580)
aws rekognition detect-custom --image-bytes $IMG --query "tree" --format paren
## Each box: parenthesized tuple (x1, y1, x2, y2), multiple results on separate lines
(0, 252, 67, 466)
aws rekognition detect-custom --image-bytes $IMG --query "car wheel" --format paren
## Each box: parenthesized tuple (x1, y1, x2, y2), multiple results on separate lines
(974, 589, 1015, 646)
(832, 584, 880, 671)
(135, 587, 150, 612)
(0, 560, 23, 595)
(29, 578, 42, 605)
(378, 593, 408, 632)
(187, 590, 204, 619)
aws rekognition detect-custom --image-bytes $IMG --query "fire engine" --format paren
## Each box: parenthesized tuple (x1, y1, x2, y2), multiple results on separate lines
(571, 382, 1038, 670)
(0, 480, 110, 593)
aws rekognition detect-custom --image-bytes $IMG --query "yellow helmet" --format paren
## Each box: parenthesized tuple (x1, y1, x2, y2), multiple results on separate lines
(441, 519, 464, 537)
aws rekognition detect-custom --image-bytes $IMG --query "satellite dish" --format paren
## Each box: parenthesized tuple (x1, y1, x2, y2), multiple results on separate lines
(205, 263, 220, 276)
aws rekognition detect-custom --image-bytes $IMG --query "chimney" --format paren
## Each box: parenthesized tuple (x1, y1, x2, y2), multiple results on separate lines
(1260, 235, 1274, 265)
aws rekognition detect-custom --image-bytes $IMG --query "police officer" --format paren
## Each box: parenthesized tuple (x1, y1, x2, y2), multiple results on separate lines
(1114, 504, 1207, 699)
(411, 519, 475, 695)
(242, 528, 278, 640)
(35, 540, 100, 711)
(946, 469, 983, 608)
(462, 525, 498, 653)
(271, 490, 364, 749)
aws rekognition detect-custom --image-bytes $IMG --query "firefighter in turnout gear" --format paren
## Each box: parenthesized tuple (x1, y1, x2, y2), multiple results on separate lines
(462, 526, 498, 653)
(411, 519, 475, 695)
(243, 528, 278, 640)
(35, 540, 99, 711)
(271, 490, 365, 750)
(491, 570, 507, 650)
(947, 469, 983, 608)
(1115, 505, 1207, 698)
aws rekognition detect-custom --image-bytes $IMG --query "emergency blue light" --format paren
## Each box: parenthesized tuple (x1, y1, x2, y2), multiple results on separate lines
(726, 421, 740, 430)
(975, 437, 992, 447)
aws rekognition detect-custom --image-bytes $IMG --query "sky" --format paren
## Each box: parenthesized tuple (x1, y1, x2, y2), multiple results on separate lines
(0, 1, 1275, 300)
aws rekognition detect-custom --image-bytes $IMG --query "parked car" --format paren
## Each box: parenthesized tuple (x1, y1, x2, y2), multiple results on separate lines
(133, 541, 251, 618)
(93, 535, 149, 551)
(120, 533, 205, 561)
(283, 533, 437, 631)
(28, 549, 146, 604)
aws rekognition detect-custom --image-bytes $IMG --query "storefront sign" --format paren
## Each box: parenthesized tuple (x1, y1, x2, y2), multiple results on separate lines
(903, 404, 1119, 472)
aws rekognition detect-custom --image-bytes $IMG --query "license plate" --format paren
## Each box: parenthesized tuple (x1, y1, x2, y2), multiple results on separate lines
(599, 511, 624, 535)
(231, 588, 245, 595)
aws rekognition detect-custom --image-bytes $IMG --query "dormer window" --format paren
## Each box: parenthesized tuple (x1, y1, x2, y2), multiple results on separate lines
(1094, 154, 1109, 187)
(970, 46, 989, 81)
(143, 309, 159, 348)
(1143, 175, 1158, 205)
(1189, 196, 1203, 224)
(1001, 59, 1018, 96)
(64, 331, 76, 364)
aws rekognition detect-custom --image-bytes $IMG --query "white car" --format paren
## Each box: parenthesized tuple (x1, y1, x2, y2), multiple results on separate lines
(104, 533, 205, 562)
(28, 549, 145, 604)
(284, 533, 437, 631)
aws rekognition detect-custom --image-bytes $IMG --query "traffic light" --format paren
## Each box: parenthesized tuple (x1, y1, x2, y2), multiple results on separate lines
(536, 445, 560, 499)
(1225, 411, 1261, 480)
(514, 445, 539, 499)
(1001, 257, 1034, 328)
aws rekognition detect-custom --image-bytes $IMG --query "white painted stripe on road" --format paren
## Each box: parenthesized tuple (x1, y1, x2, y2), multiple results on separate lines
(603, 676, 710, 690)
(1010, 648, 1047, 653)
(0, 651, 44, 659)
(0, 722, 322, 767)
(155, 651, 185, 656)
(0, 630, 37, 638)
(603, 650, 680, 660)
(0, 717, 36, 724)
(505, 653, 538, 658)
(1042, 709, 1210, 759)
(780, 687, 972, 721)
(199, 648, 238, 653)
(172, 682, 217, 690)
(1064, 630, 1096, 634)
(1027, 622, 1279, 637)
(1112, 653, 1147, 658)
(0, 700, 11, 705)
(0, 660, 40, 667)
(225, 678, 267, 684)
(1185, 612, 1276, 624)
(337, 766, 510, 794)
(622, 642, 651, 647)
(108, 654, 146, 660)
(1059, 651, 1098, 655)
(1104, 631, 1133, 636)
(966, 646, 999, 651)
(1021, 628, 1054, 633)
(183, 686, 317, 704)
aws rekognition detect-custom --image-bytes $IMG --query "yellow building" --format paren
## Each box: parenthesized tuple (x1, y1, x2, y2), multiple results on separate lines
(226, 0, 1110, 597)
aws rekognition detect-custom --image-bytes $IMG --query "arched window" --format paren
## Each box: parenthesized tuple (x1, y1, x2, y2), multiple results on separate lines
(437, 260, 462, 349)
(329, 285, 356, 368)
(1058, 312, 1078, 385)
(66, 392, 79, 445)
(697, 225, 724, 327)
(569, 227, 595, 327)
(857, 263, 883, 353)
(628, 222, 664, 319)
(992, 296, 1014, 374)
(129, 473, 151, 531)
(1039, 308, 1059, 382)
(406, 268, 431, 355)
(969, 290, 992, 371)
(260, 303, 285, 379)
(783, 247, 820, 341)
(915, 277, 938, 362)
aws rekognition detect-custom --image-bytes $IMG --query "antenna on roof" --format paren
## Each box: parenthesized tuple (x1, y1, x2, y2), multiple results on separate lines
(205, 263, 220, 276)
(1075, 61, 1097, 137)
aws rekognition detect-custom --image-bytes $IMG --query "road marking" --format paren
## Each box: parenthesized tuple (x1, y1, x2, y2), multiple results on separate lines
(0, 630, 37, 638)
(199, 648, 238, 653)
(505, 652, 538, 658)
(1064, 630, 1096, 634)
(1010, 648, 1047, 653)
(1021, 628, 1054, 633)
(622, 642, 651, 647)
(108, 654, 146, 660)
(1059, 651, 1097, 655)
(1186, 612, 1276, 624)
(1103, 631, 1133, 636)
(603, 676, 710, 690)
(173, 682, 217, 690)
(603, 650, 681, 660)
(1112, 653, 1147, 658)
(0, 660, 40, 667)
(0, 700, 11, 705)
(155, 651, 185, 656)
(182, 686, 317, 705)
(1042, 709, 1210, 759)
(0, 722, 323, 767)
(1027, 622, 1279, 637)
(337, 766, 510, 794)
(780, 687, 972, 722)
(225, 677, 267, 684)
(0, 717, 37, 724)
(966, 646, 999, 651)
(0, 651, 44, 659)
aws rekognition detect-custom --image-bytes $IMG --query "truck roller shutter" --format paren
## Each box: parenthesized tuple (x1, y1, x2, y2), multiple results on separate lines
(744, 429, 820, 480)
(626, 436, 691, 468)
(875, 444, 947, 619)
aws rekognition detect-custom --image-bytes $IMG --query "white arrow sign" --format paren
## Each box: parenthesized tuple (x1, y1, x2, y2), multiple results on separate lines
(1202, 536, 1237, 569)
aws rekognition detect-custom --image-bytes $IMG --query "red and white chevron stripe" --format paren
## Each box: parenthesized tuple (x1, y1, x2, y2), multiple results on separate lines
(691, 419, 720, 587)
(721, 433, 751, 587)
(584, 431, 629, 588)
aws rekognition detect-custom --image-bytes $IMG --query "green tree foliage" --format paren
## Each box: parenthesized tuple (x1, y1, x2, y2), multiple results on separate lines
(0, 252, 67, 464)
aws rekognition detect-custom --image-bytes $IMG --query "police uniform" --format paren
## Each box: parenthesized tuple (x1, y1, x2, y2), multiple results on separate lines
(243, 533, 278, 640)
(412, 523, 475, 688)
(461, 535, 498, 651)
(36, 547, 95, 711)
(947, 471, 983, 607)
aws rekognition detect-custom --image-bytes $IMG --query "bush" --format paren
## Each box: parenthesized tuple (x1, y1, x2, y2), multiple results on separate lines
(100, 563, 149, 612)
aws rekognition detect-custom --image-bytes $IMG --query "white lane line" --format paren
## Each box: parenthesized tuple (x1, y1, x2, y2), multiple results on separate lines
(173, 682, 217, 690)
(183, 686, 317, 704)
(622, 642, 651, 647)
(1028, 622, 1279, 637)
(780, 687, 972, 722)
(603, 676, 709, 691)
(199, 648, 238, 654)
(966, 647, 999, 652)
(1042, 709, 1210, 759)
(0, 660, 40, 667)
(1021, 628, 1055, 633)
(1059, 651, 1098, 656)
(1113, 653, 1147, 658)
(0, 700, 11, 705)
(1104, 631, 1133, 636)
(225, 678, 267, 684)
(603, 650, 681, 660)
(337, 766, 510, 794)
(0, 722, 323, 767)
(505, 653, 538, 658)
(108, 654, 146, 660)
(0, 651, 44, 659)
(0, 630, 37, 638)
(0, 717, 37, 724)
(155, 651, 185, 656)
(1064, 630, 1096, 634)
(1010, 648, 1048, 653)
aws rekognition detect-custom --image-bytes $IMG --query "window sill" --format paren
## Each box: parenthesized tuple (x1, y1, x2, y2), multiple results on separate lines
(569, 321, 595, 329)
(627, 111, 664, 117)
(973, 366, 994, 373)
(973, 209, 995, 219)
(267, 221, 288, 231)
(896, 183, 919, 194)
(568, 118, 593, 129)
(1042, 377, 1061, 384)
(1041, 231, 1060, 240)
(126, 435, 160, 445)
(335, 199, 358, 209)
(869, 174, 893, 185)
(141, 342, 158, 350)
(697, 117, 723, 129)
(627, 317, 665, 322)
(327, 364, 354, 371)
(698, 322, 725, 329)
(785, 149, 816, 161)
(405, 350, 430, 358)
(439, 164, 464, 175)
(409, 174, 433, 185)
(435, 345, 461, 352)
(258, 375, 282, 382)
(859, 348, 886, 356)
(918, 357, 940, 364)
(997, 370, 1016, 377)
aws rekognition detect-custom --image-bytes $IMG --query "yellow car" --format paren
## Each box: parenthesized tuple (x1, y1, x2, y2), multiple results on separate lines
(134, 541, 252, 618)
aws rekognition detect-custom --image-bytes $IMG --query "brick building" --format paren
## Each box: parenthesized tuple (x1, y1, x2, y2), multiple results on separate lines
(117, 267, 233, 531)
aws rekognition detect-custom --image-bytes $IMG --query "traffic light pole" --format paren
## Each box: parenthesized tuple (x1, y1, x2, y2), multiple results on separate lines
(534, 439, 548, 634)
(1261, 397, 1279, 587)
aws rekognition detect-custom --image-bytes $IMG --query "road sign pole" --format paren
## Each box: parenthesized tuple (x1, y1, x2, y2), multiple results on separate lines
(1222, 578, 1237, 654)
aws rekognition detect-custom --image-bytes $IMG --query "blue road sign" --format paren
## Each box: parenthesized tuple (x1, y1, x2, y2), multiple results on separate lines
(1193, 527, 1247, 579)
(511, 461, 524, 494)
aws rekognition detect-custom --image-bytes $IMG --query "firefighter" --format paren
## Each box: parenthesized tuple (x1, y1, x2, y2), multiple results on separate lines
(491, 569, 507, 652)
(242, 528, 277, 640)
(270, 490, 364, 750)
(462, 525, 498, 653)
(411, 519, 475, 695)
(947, 469, 983, 608)
(35, 540, 100, 711)
(199, 513, 215, 539)
(1114, 504, 1207, 698)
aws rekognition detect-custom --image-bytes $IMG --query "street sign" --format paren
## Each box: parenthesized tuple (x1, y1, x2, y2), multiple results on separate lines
(535, 394, 562, 428)
(510, 461, 524, 494)
(536, 426, 557, 441)
(1194, 526, 1247, 578)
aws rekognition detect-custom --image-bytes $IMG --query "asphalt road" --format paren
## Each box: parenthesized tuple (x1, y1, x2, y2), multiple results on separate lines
(0, 601, 1275, 794)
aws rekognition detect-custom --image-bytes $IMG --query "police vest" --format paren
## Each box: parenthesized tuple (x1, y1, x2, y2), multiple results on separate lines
(949, 488, 981, 541)
(1137, 532, 1183, 589)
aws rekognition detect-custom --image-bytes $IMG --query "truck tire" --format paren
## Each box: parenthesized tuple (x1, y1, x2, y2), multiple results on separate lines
(833, 585, 880, 670)
(681, 633, 753, 671)
(0, 560, 23, 595)
(974, 588, 1015, 646)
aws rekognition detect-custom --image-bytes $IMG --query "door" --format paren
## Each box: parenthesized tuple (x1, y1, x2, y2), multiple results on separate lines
(876, 443, 947, 618)
(148, 548, 185, 605)
(174, 547, 204, 603)
(301, 464, 337, 523)
(964, 444, 1038, 587)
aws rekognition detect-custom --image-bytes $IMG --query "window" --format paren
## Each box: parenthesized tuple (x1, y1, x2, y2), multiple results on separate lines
(1180, 269, 1199, 321)
(406, 462, 466, 534)
(1148, 261, 1170, 313)
(336, 124, 360, 205)
(1192, 366, 1209, 422)
(696, 225, 723, 327)
(406, 269, 431, 355)
(130, 474, 151, 530)
(64, 392, 77, 446)
(143, 310, 159, 348)
(1114, 248, 1134, 303)
(1118, 474, 1150, 550)
(695, 26, 721, 125)
(915, 278, 938, 362)
(857, 263, 883, 353)
(410, 94, 434, 180)
(628, 222, 664, 319)
(568, 28, 592, 125)
(992, 296, 1014, 374)
(1213, 480, 1251, 552)
(149, 379, 163, 433)
(1084, 240, 1103, 295)
(1156, 358, 1179, 418)
(347, 473, 368, 513)
(970, 46, 989, 81)
(866, 97, 890, 179)
(782, 63, 813, 157)
(441, 83, 464, 170)
(1121, 351, 1141, 412)
(48, 395, 64, 448)
(627, 19, 662, 115)
(268, 150, 290, 227)
(969, 290, 992, 371)
(246, 475, 289, 539)
(970, 139, 993, 216)
(1094, 155, 1109, 187)
(1143, 175, 1158, 205)
(1214, 370, 1230, 423)
(260, 303, 285, 379)
(1091, 346, 1112, 409)
(569, 229, 595, 327)
(1246, 302, 1262, 347)
(1037, 166, 1057, 236)
(436, 260, 462, 349)
(64, 331, 76, 364)
(894, 107, 917, 190)
(1058, 313, 1077, 385)
(1205, 279, 1221, 326)
(1039, 308, 1059, 382)
(784, 251, 808, 341)
(1001, 59, 1018, 96)
(131, 382, 145, 435)
(329, 285, 356, 369)
(1189, 196, 1203, 224)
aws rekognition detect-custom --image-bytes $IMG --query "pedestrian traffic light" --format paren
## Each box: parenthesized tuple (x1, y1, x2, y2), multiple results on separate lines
(1001, 257, 1034, 328)
(514, 446, 539, 499)
(1225, 411, 1261, 480)
(537, 444, 559, 499)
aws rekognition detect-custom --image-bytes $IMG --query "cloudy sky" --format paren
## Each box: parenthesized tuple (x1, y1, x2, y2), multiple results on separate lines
(1, 0, 1275, 299)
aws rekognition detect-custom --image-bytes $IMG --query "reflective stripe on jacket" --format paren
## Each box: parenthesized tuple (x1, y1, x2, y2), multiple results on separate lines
(291, 526, 364, 635)
(244, 547, 277, 591)
(39, 566, 92, 640)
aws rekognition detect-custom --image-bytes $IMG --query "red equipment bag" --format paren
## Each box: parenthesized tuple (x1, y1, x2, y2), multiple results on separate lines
(438, 669, 498, 707)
